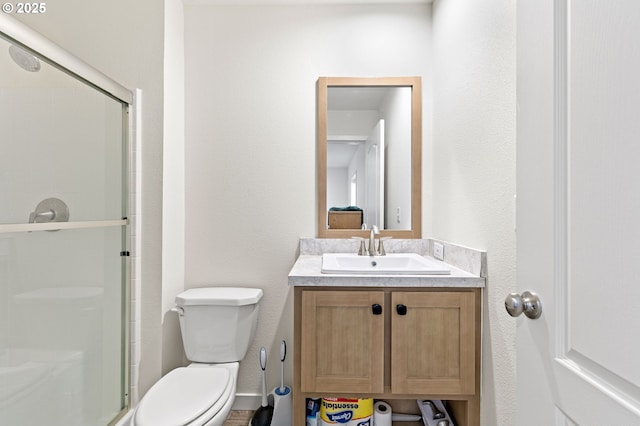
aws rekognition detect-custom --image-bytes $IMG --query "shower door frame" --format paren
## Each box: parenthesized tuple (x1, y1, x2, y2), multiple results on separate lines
(0, 13, 139, 425)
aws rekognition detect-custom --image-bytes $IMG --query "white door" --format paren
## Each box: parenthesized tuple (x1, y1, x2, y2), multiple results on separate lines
(364, 119, 385, 229)
(515, 0, 640, 424)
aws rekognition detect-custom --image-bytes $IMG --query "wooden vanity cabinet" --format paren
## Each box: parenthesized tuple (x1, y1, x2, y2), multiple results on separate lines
(391, 291, 476, 395)
(300, 290, 385, 393)
(293, 286, 481, 426)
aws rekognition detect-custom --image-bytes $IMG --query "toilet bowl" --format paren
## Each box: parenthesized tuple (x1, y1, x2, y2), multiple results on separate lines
(130, 287, 263, 426)
(131, 363, 238, 426)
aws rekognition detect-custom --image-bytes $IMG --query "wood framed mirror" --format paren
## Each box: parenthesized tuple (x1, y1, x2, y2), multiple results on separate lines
(317, 76, 422, 238)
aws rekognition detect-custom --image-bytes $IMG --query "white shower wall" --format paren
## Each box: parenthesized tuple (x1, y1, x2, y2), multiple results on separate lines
(0, 85, 123, 290)
(13, 0, 166, 401)
(0, 32, 128, 423)
(0, 91, 122, 223)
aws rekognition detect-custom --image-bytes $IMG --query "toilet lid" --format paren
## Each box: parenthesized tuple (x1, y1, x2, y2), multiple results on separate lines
(134, 367, 231, 426)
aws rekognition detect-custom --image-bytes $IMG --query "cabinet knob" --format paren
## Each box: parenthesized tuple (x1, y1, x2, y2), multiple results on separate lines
(372, 303, 383, 315)
(396, 304, 407, 315)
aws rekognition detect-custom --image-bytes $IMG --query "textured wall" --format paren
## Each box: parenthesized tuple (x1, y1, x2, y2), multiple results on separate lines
(184, 3, 433, 401)
(432, 0, 516, 424)
(161, 0, 187, 377)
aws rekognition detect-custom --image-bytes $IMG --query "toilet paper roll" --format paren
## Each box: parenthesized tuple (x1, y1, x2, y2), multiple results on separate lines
(374, 401, 392, 426)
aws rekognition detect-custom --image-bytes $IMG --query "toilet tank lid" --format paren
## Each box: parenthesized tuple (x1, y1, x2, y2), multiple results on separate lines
(176, 287, 263, 307)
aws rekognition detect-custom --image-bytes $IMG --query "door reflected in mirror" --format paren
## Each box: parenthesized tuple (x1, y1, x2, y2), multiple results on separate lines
(318, 77, 422, 238)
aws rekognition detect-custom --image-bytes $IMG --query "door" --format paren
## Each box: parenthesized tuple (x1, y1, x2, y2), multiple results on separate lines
(516, 0, 640, 424)
(364, 120, 385, 229)
(300, 290, 385, 394)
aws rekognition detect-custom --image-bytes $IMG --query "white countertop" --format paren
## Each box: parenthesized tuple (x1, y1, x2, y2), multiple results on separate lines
(288, 254, 485, 287)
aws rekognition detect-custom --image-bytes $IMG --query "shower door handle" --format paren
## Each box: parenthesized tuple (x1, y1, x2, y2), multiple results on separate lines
(28, 198, 69, 224)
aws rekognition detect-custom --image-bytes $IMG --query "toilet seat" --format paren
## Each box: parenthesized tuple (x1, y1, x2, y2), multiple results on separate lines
(133, 367, 233, 426)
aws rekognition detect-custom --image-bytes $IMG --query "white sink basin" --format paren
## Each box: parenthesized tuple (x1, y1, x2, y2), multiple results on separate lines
(321, 253, 450, 275)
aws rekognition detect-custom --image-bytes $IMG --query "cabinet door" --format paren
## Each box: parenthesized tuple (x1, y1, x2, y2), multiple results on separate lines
(300, 290, 385, 393)
(391, 291, 476, 395)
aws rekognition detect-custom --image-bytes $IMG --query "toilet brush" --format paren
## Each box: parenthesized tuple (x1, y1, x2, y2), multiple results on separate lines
(269, 340, 292, 426)
(251, 347, 273, 426)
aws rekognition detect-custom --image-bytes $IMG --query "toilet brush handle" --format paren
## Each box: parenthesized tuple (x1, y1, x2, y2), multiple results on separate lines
(260, 347, 268, 407)
(280, 340, 286, 391)
(260, 347, 267, 371)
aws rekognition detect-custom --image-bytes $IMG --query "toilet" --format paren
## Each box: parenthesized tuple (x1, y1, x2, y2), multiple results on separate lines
(131, 287, 263, 426)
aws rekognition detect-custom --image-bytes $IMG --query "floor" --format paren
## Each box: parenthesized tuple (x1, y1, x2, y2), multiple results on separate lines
(223, 410, 254, 426)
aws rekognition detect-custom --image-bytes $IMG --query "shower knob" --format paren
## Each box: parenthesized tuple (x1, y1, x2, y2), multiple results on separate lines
(505, 291, 542, 319)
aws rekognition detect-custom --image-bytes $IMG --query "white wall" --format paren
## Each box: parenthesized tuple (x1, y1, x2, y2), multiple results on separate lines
(184, 3, 432, 400)
(162, 0, 187, 375)
(381, 87, 412, 230)
(327, 167, 349, 208)
(432, 0, 516, 424)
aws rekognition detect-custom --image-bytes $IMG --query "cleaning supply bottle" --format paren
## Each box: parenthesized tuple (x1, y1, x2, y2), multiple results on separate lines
(306, 398, 320, 426)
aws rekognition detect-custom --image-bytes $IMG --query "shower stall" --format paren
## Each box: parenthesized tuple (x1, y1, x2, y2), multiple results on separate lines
(0, 15, 134, 426)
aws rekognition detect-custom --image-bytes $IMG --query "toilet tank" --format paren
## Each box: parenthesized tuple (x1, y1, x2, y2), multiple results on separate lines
(175, 287, 263, 363)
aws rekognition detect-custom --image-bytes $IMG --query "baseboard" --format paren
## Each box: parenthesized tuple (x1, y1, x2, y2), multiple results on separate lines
(233, 393, 262, 411)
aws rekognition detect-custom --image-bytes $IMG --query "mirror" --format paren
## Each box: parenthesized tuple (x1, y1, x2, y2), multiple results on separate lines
(317, 77, 422, 238)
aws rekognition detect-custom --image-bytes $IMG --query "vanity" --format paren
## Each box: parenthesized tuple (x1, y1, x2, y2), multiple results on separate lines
(301, 76, 484, 424)
(289, 238, 486, 426)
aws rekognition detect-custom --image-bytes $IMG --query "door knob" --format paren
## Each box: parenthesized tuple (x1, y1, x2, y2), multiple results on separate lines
(504, 291, 542, 319)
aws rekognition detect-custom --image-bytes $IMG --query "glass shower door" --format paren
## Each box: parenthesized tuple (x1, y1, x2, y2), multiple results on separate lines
(0, 30, 129, 426)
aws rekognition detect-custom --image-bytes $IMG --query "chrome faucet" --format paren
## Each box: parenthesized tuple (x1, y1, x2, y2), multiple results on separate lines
(369, 225, 380, 256)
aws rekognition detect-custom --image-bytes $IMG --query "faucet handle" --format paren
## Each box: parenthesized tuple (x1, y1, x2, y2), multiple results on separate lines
(351, 237, 367, 256)
(378, 237, 392, 256)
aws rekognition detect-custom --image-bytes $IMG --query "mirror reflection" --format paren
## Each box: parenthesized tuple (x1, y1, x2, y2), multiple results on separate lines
(317, 77, 422, 239)
(327, 86, 412, 230)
